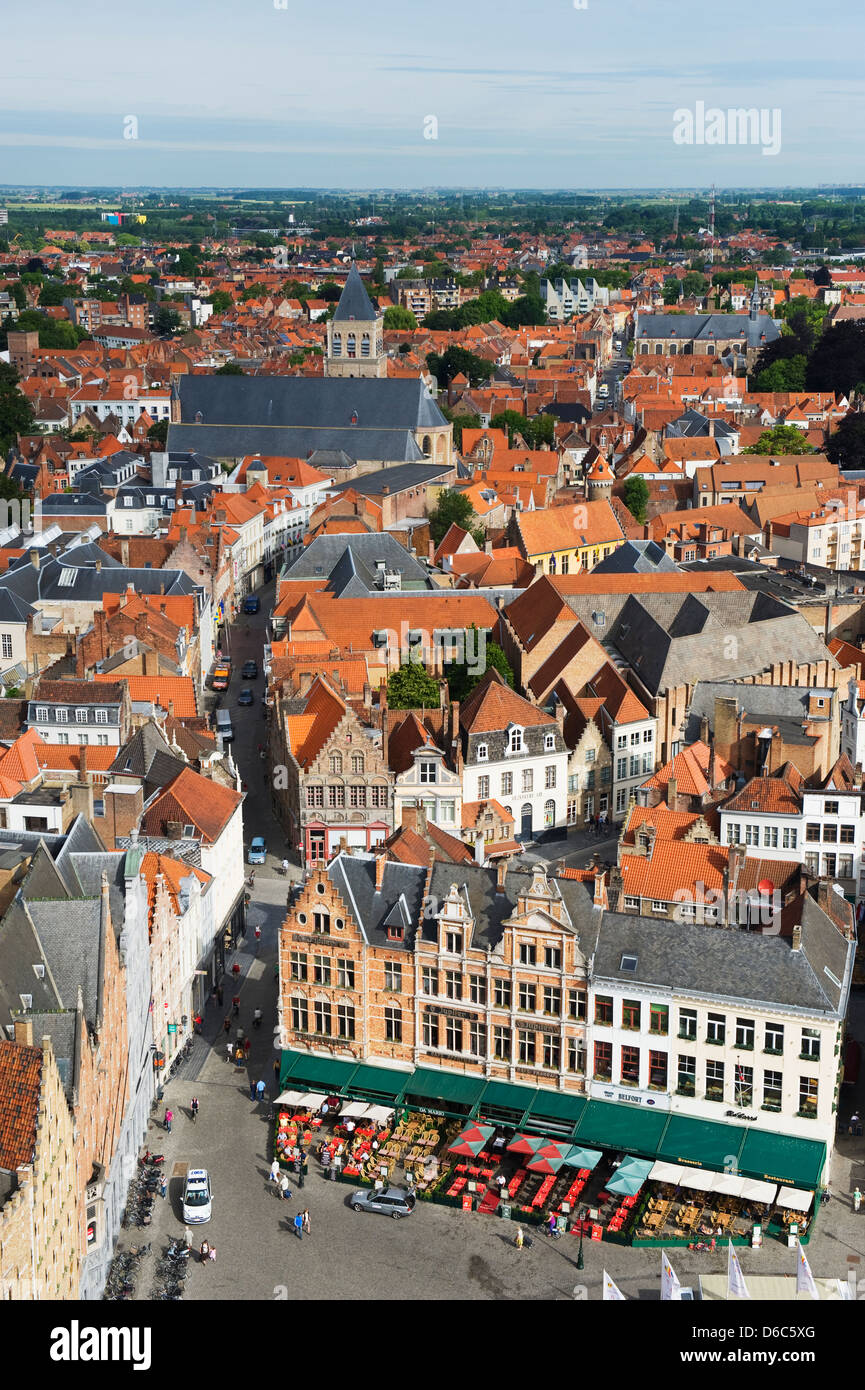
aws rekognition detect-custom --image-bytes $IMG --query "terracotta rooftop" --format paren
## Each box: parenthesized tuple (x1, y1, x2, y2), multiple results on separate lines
(0, 1040, 43, 1171)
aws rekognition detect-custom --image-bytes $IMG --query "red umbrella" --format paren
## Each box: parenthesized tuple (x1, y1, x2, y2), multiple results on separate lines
(447, 1122, 494, 1156)
(507, 1133, 548, 1155)
(527, 1149, 570, 1175)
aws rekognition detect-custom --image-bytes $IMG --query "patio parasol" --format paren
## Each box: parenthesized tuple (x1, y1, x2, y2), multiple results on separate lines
(507, 1133, 549, 1156)
(605, 1155, 654, 1196)
(447, 1122, 494, 1157)
(563, 1145, 603, 1171)
(526, 1141, 575, 1175)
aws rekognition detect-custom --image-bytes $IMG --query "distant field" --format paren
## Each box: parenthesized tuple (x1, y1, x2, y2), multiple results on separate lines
(3, 201, 110, 211)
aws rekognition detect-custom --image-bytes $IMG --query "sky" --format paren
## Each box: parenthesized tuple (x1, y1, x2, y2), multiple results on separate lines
(1, 0, 863, 190)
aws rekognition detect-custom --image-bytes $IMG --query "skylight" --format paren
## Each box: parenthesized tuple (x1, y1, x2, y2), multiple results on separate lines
(620, 953, 638, 972)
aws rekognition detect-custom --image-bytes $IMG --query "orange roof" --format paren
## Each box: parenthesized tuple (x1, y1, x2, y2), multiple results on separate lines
(620, 841, 728, 899)
(722, 774, 802, 816)
(93, 673, 198, 717)
(0, 1040, 43, 1170)
(620, 803, 717, 846)
(514, 500, 625, 557)
(286, 678, 346, 768)
(140, 851, 211, 928)
(35, 744, 117, 773)
(0, 729, 47, 786)
(140, 767, 242, 843)
(643, 741, 734, 798)
(461, 671, 554, 735)
(461, 798, 515, 829)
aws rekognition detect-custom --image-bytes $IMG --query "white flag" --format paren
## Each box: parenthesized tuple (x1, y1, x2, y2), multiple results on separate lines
(602, 1269, 626, 1300)
(796, 1241, 819, 1301)
(661, 1250, 681, 1301)
(727, 1240, 751, 1300)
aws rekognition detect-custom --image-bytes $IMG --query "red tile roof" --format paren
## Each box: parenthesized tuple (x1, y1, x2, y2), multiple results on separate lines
(0, 1040, 43, 1170)
(140, 767, 242, 843)
(620, 841, 728, 899)
(460, 670, 554, 735)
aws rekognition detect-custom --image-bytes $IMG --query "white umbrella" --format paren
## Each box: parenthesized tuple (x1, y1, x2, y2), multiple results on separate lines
(340, 1101, 371, 1119)
(649, 1161, 684, 1185)
(274, 1090, 308, 1106)
(364, 1105, 395, 1125)
(296, 1091, 328, 1109)
(739, 1178, 777, 1204)
(678, 1169, 715, 1193)
(710, 1172, 746, 1197)
(776, 1186, 813, 1213)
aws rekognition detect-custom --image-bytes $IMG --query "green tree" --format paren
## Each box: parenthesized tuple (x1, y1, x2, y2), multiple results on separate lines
(806, 320, 865, 395)
(0, 363, 35, 453)
(751, 356, 807, 393)
(382, 305, 417, 331)
(210, 290, 233, 312)
(745, 424, 815, 455)
(825, 413, 865, 471)
(216, 363, 245, 375)
(147, 418, 169, 446)
(425, 347, 493, 389)
(445, 632, 513, 702)
(37, 279, 68, 307)
(317, 281, 343, 302)
(386, 661, 441, 710)
(428, 488, 477, 546)
(240, 282, 268, 301)
(662, 279, 680, 305)
(622, 474, 649, 523)
(681, 271, 709, 298)
(154, 305, 181, 336)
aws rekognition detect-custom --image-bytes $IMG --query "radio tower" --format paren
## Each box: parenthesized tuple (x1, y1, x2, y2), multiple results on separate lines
(707, 184, 715, 267)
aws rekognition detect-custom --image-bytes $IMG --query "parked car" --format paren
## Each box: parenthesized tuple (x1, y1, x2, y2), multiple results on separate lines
(248, 837, 267, 864)
(182, 1168, 213, 1225)
(598, 383, 609, 398)
(244, 595, 260, 614)
(237, 688, 254, 706)
(241, 660, 258, 679)
(351, 1186, 416, 1219)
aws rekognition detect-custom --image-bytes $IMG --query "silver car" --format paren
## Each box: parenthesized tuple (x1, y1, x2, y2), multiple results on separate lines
(351, 1186, 416, 1219)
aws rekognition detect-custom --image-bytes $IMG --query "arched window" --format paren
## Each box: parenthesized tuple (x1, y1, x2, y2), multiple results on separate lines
(347, 333, 356, 359)
(422, 435, 432, 457)
(332, 333, 342, 356)
(329, 753, 342, 774)
(361, 332, 370, 357)
(544, 799, 556, 827)
(351, 753, 364, 775)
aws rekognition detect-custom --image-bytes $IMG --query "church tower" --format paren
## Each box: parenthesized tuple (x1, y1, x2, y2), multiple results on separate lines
(325, 262, 386, 378)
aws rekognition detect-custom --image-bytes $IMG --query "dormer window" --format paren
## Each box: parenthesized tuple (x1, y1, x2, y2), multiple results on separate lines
(508, 727, 524, 754)
(76, 709, 88, 723)
(477, 743, 488, 762)
(419, 761, 436, 784)
(544, 732, 555, 751)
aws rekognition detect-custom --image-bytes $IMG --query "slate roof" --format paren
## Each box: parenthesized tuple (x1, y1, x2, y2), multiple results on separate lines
(328, 461, 451, 499)
(326, 852, 427, 954)
(686, 681, 836, 743)
(635, 312, 781, 348)
(25, 899, 103, 1020)
(333, 263, 380, 323)
(176, 375, 446, 431)
(0, 553, 196, 604)
(168, 423, 425, 463)
(591, 540, 679, 575)
(285, 533, 432, 595)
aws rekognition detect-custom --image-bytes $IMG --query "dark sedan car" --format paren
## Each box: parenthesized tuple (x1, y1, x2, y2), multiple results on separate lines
(241, 660, 258, 679)
(237, 689, 254, 706)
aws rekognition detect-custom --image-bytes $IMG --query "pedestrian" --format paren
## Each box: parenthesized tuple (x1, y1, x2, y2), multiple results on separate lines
(190, 1096, 199, 1123)
(235, 1044, 244, 1064)
(514, 1226, 524, 1250)
(249, 1079, 256, 1101)
(244, 1038, 251, 1060)
(164, 1108, 173, 1134)
(232, 994, 240, 1016)
(254, 926, 261, 945)
(223, 1017, 230, 1036)
(282, 858, 289, 878)
(548, 1211, 556, 1236)
(269, 1158, 280, 1185)
(253, 1008, 262, 1029)
(273, 1059, 281, 1088)
(232, 962, 241, 983)
(279, 1174, 290, 1202)
(851, 1112, 862, 1136)
(217, 984, 224, 1006)
(302, 1208, 310, 1235)
(256, 1079, 266, 1103)
(200, 1239, 211, 1264)
(855, 1187, 862, 1213)
(236, 1027, 245, 1045)
(294, 1210, 303, 1240)
(160, 1176, 167, 1200)
(226, 1041, 233, 1063)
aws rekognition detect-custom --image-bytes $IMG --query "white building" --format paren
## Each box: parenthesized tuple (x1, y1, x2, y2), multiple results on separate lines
(460, 674, 568, 838)
(841, 677, 865, 771)
(720, 773, 863, 896)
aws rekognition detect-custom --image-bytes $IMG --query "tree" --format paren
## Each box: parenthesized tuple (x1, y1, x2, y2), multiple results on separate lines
(425, 347, 493, 389)
(216, 363, 245, 375)
(745, 424, 815, 455)
(386, 661, 441, 710)
(681, 271, 709, 299)
(751, 356, 807, 393)
(317, 281, 343, 302)
(37, 280, 69, 307)
(825, 413, 865, 471)
(662, 279, 680, 305)
(622, 474, 649, 523)
(210, 290, 233, 312)
(428, 488, 477, 546)
(445, 632, 513, 702)
(154, 306, 181, 336)
(382, 306, 417, 331)
(147, 418, 169, 447)
(9, 311, 82, 350)
(806, 320, 865, 395)
(0, 363, 35, 453)
(240, 282, 268, 302)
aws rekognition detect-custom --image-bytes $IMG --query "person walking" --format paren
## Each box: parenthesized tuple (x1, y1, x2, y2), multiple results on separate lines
(199, 1239, 211, 1264)
(256, 1079, 266, 1103)
(854, 1186, 862, 1213)
(223, 1016, 231, 1036)
(232, 961, 241, 984)
(244, 1037, 252, 1060)
(253, 1008, 262, 1029)
(190, 1096, 199, 1124)
(164, 1108, 173, 1134)
(160, 1175, 167, 1200)
(851, 1111, 862, 1136)
(249, 1079, 257, 1101)
(302, 1209, 310, 1235)
(217, 984, 224, 1006)
(273, 1058, 281, 1089)
(254, 926, 262, 947)
(269, 1158, 280, 1186)
(279, 1174, 290, 1202)
(282, 858, 289, 878)
(514, 1226, 524, 1250)
(301, 1153, 309, 1183)
(226, 1040, 233, 1063)
(294, 1210, 304, 1240)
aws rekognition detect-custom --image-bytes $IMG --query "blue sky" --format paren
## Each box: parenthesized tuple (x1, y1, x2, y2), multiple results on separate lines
(1, 0, 862, 188)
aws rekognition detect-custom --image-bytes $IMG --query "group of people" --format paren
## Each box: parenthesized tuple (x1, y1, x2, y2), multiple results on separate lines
(268, 1157, 312, 1237)
(587, 813, 608, 837)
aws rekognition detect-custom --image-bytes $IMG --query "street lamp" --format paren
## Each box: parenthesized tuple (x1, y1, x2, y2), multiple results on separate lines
(576, 1205, 585, 1270)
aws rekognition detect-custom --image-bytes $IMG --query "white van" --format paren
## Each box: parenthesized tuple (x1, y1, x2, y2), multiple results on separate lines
(215, 709, 234, 743)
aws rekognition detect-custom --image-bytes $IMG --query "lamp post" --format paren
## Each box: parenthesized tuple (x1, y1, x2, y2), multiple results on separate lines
(576, 1205, 585, 1270)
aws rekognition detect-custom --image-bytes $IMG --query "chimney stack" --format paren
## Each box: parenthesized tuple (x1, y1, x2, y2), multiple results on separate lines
(14, 1018, 34, 1046)
(791, 923, 802, 952)
(496, 858, 507, 893)
(667, 774, 678, 810)
(375, 852, 386, 893)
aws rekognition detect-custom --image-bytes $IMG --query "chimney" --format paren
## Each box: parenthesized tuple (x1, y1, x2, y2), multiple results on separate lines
(474, 832, 485, 866)
(79, 743, 88, 779)
(593, 865, 608, 910)
(708, 741, 717, 790)
(175, 478, 183, 505)
(667, 774, 678, 810)
(29, 548, 40, 569)
(375, 852, 386, 893)
(791, 923, 802, 952)
(401, 805, 418, 832)
(496, 858, 507, 894)
(14, 1018, 34, 1046)
(121, 538, 130, 566)
(699, 715, 710, 745)
(451, 699, 460, 745)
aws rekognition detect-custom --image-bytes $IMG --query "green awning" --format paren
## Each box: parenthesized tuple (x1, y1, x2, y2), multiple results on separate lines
(287, 1053, 358, 1092)
(475, 1080, 537, 1120)
(575, 1099, 669, 1154)
(738, 1130, 826, 1189)
(403, 1067, 487, 1109)
(656, 1115, 746, 1173)
(526, 1091, 588, 1132)
(348, 1064, 411, 1102)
